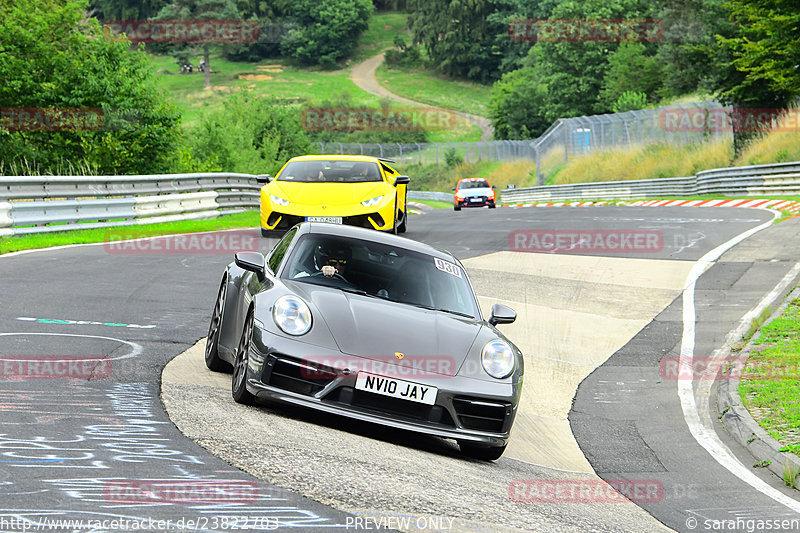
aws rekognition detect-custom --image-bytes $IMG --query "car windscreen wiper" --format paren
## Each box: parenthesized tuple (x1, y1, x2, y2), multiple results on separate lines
(405, 302, 474, 319)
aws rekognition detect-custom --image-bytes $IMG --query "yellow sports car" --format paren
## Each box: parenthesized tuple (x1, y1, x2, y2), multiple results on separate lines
(257, 155, 410, 236)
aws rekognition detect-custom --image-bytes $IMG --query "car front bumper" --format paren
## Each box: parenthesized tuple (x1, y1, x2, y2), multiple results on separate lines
(245, 332, 520, 446)
(455, 196, 495, 208)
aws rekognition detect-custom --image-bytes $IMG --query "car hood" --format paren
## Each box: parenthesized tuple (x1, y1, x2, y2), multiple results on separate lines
(288, 281, 481, 376)
(272, 181, 386, 207)
(457, 187, 494, 196)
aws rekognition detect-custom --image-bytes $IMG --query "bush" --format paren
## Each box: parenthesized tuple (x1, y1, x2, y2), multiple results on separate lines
(189, 94, 312, 174)
(612, 91, 649, 113)
(444, 147, 464, 167)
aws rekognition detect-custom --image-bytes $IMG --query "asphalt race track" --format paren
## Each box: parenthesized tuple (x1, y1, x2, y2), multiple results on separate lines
(1, 206, 799, 532)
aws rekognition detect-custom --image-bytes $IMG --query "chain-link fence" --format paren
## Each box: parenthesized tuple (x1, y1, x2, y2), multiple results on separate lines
(318, 100, 733, 185)
(317, 141, 535, 167)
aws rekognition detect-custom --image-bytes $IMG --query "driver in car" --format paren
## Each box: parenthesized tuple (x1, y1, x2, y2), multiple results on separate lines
(293, 242, 351, 282)
(320, 245, 349, 280)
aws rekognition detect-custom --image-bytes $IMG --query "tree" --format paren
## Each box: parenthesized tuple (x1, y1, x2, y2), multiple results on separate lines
(154, 0, 241, 88)
(90, 0, 168, 20)
(281, 0, 372, 68)
(713, 0, 800, 153)
(0, 0, 183, 175)
(407, 0, 504, 82)
(487, 67, 550, 139)
(716, 0, 799, 107)
(654, 0, 733, 98)
(519, 0, 654, 121)
(599, 43, 661, 110)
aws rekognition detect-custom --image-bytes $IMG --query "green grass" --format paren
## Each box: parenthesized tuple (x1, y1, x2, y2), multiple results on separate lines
(376, 64, 492, 118)
(410, 199, 451, 209)
(151, 54, 383, 130)
(0, 211, 260, 255)
(739, 297, 800, 457)
(351, 12, 410, 63)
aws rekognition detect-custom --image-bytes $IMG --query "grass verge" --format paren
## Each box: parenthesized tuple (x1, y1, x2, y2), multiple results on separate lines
(739, 296, 800, 457)
(376, 64, 492, 118)
(410, 199, 451, 209)
(0, 211, 260, 255)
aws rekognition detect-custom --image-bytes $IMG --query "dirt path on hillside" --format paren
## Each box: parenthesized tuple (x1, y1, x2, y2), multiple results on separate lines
(350, 52, 494, 142)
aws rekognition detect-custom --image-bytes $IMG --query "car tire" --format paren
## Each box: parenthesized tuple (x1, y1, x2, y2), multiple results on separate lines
(489, 203, 496, 209)
(454, 205, 461, 211)
(458, 441, 507, 461)
(398, 210, 407, 233)
(232, 308, 256, 405)
(260, 227, 272, 237)
(205, 276, 232, 372)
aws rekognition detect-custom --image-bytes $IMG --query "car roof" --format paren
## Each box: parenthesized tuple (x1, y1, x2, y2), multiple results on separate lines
(297, 222, 457, 261)
(458, 177, 490, 183)
(288, 155, 386, 164)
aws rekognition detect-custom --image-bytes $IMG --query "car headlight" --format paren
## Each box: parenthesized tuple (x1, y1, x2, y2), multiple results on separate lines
(361, 195, 384, 208)
(272, 295, 312, 336)
(481, 339, 515, 379)
(270, 194, 290, 207)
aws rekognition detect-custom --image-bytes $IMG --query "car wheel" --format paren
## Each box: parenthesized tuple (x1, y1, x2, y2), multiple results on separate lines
(205, 276, 232, 372)
(398, 210, 407, 233)
(260, 227, 272, 237)
(232, 308, 255, 404)
(390, 199, 399, 234)
(458, 441, 507, 461)
(454, 205, 461, 211)
(489, 203, 496, 209)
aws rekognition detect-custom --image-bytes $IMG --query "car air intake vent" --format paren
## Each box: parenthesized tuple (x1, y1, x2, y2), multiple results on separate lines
(452, 397, 510, 432)
(266, 355, 337, 396)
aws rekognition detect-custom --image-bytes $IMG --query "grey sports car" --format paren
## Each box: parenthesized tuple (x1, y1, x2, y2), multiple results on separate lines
(204, 222, 524, 460)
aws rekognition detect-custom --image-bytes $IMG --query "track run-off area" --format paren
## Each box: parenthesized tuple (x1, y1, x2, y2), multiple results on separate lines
(1, 206, 800, 532)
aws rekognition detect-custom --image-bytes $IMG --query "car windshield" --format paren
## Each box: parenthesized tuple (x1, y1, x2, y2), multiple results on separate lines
(277, 160, 382, 183)
(282, 234, 479, 318)
(459, 180, 490, 189)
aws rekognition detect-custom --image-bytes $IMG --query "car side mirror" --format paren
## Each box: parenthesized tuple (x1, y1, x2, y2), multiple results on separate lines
(491, 185, 496, 189)
(235, 252, 266, 282)
(489, 303, 516, 326)
(451, 187, 456, 191)
(394, 175, 410, 186)
(256, 174, 271, 185)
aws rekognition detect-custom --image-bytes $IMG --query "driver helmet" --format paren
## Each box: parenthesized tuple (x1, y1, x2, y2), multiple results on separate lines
(313, 241, 351, 270)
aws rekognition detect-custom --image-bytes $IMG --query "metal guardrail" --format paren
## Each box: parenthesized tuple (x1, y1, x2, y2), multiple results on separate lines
(501, 161, 800, 204)
(0, 173, 260, 236)
(408, 191, 453, 203)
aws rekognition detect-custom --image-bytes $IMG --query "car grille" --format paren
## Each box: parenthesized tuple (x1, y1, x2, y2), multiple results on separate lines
(452, 397, 511, 432)
(269, 213, 379, 230)
(262, 354, 337, 396)
(323, 387, 456, 428)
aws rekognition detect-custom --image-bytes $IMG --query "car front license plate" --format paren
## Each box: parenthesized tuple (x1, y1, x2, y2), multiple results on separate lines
(469, 197, 481, 202)
(355, 372, 438, 405)
(306, 216, 343, 224)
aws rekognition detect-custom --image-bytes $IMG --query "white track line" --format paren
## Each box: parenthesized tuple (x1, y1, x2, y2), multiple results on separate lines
(679, 208, 800, 512)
